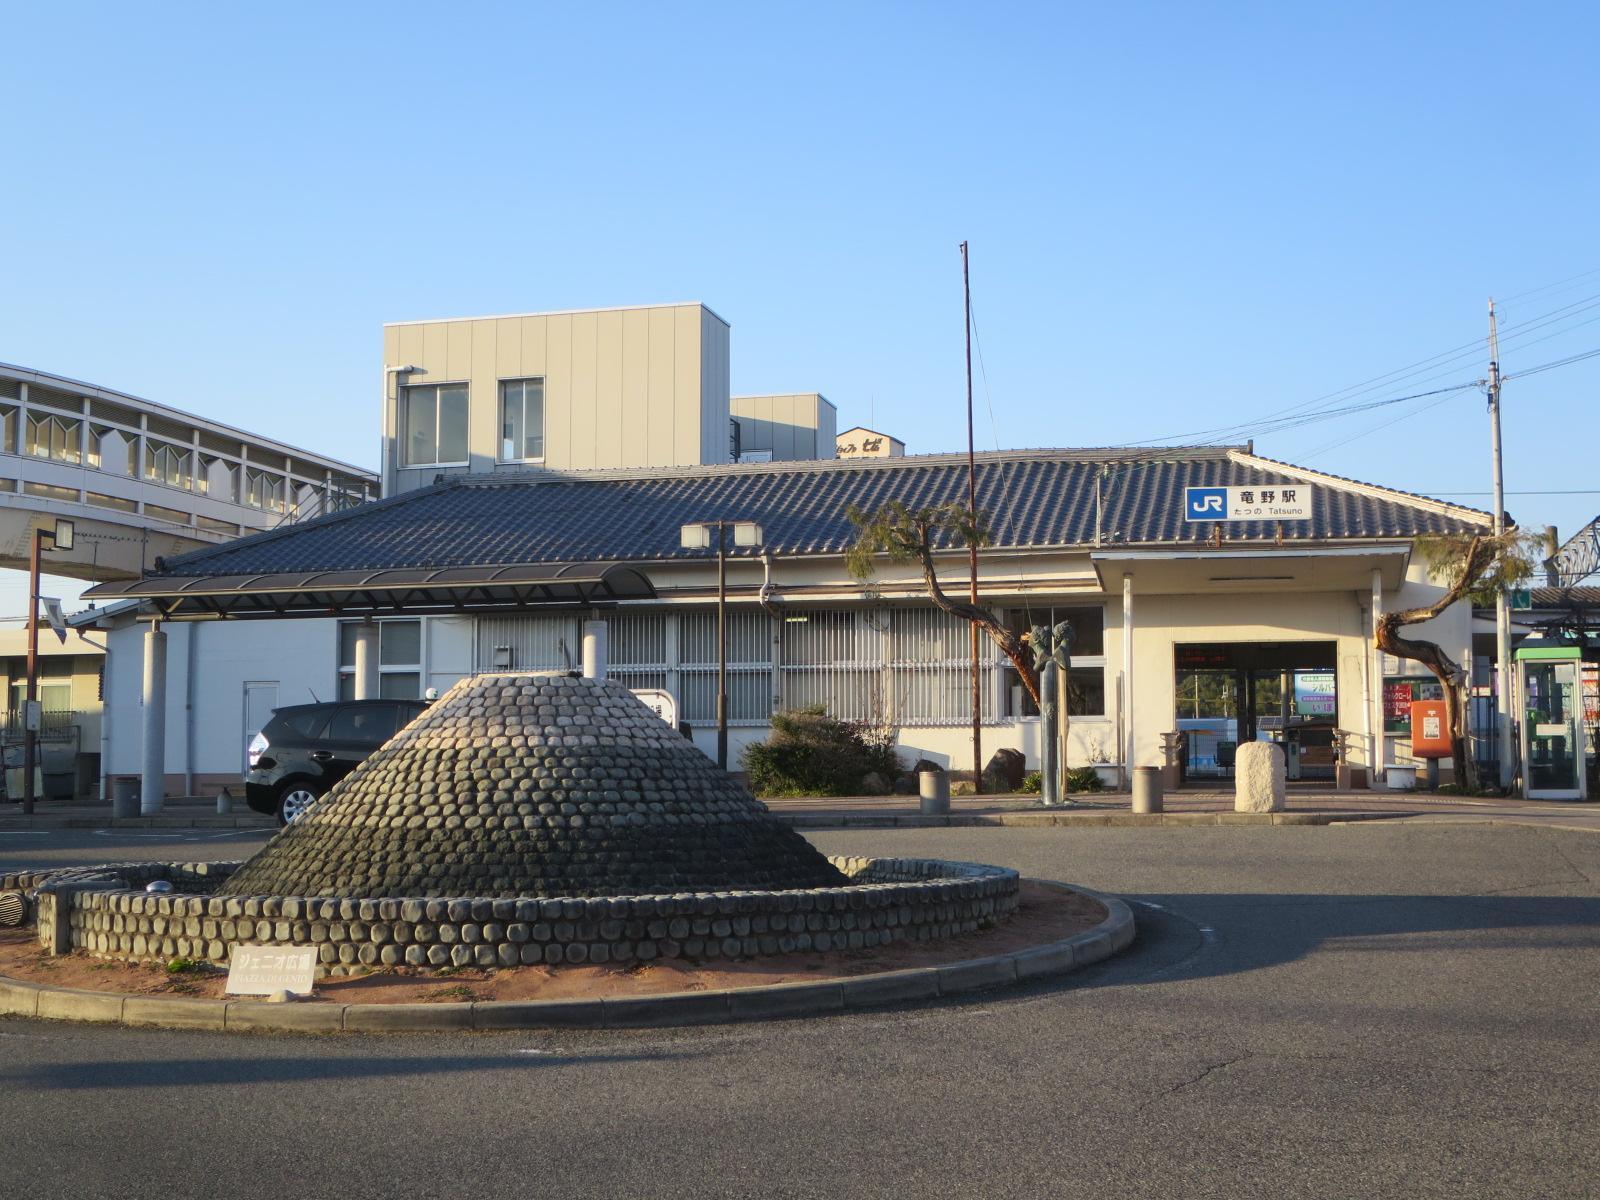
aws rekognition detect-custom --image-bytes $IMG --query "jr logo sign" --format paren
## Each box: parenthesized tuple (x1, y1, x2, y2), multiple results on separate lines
(1185, 488, 1227, 520)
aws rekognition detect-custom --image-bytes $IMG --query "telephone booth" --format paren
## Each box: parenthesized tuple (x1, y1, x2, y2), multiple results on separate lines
(1516, 640, 1589, 801)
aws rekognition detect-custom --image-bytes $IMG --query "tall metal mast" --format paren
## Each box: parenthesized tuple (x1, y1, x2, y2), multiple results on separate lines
(962, 242, 982, 792)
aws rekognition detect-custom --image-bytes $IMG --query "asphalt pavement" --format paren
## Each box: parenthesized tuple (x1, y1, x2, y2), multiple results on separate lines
(2, 824, 1598, 1199)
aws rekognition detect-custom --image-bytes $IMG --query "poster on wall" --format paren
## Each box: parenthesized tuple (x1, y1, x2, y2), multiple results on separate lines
(1384, 677, 1445, 732)
(1294, 671, 1336, 717)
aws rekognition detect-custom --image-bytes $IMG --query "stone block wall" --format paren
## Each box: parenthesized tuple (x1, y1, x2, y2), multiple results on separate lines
(40, 857, 1020, 976)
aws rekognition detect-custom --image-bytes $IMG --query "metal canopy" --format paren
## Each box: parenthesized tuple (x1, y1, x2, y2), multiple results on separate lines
(80, 561, 656, 620)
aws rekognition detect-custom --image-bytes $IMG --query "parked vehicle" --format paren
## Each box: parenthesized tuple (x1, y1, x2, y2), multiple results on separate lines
(245, 699, 426, 825)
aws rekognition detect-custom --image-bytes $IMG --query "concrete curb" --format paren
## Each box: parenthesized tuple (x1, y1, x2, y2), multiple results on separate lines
(774, 810, 1409, 830)
(0, 882, 1134, 1035)
(0, 815, 273, 831)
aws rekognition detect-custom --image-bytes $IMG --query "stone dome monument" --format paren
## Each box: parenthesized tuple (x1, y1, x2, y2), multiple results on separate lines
(220, 672, 849, 900)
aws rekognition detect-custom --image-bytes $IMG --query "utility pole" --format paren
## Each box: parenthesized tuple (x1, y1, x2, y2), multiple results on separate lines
(962, 241, 982, 792)
(21, 519, 72, 815)
(22, 529, 42, 815)
(1488, 298, 1514, 791)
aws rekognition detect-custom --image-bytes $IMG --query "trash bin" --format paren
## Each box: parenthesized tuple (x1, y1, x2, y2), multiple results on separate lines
(111, 775, 140, 820)
(919, 769, 950, 816)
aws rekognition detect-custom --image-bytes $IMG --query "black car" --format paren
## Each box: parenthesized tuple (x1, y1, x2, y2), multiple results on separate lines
(245, 699, 427, 825)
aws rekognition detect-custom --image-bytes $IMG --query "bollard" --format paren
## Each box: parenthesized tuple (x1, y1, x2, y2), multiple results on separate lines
(111, 776, 140, 821)
(919, 769, 950, 816)
(216, 789, 233, 816)
(1131, 765, 1163, 814)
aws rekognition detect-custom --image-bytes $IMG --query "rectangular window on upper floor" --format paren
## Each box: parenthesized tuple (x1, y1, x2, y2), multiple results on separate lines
(498, 378, 545, 463)
(402, 383, 469, 467)
(1, 404, 15, 452)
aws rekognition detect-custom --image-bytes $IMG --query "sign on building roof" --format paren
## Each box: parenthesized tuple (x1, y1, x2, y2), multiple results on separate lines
(1184, 485, 1313, 522)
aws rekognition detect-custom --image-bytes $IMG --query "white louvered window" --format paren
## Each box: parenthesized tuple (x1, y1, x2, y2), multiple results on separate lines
(604, 611, 669, 694)
(681, 611, 773, 723)
(475, 615, 578, 673)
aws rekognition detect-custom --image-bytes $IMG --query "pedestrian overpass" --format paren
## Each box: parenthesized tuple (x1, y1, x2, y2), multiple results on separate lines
(1, 362, 376, 582)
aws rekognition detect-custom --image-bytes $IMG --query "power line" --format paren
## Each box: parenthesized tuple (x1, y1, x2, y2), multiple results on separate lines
(1121, 381, 1480, 448)
(1292, 341, 1600, 465)
(1300, 390, 1464, 461)
(1123, 291, 1600, 453)
(1424, 489, 1600, 496)
(1503, 344, 1600, 381)
(1499, 265, 1600, 305)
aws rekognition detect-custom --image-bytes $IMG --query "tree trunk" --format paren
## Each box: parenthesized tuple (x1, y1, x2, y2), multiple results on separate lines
(1374, 535, 1491, 792)
(915, 551, 1040, 705)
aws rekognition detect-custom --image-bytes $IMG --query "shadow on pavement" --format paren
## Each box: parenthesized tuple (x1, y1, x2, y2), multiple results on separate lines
(1077, 890, 1600, 990)
(0, 1046, 710, 1091)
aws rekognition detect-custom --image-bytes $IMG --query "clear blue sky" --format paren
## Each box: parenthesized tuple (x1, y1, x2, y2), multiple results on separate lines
(3, 2, 1598, 614)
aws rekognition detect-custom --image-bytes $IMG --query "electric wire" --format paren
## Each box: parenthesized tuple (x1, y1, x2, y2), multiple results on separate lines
(1127, 289, 1600, 447)
(1299, 390, 1465, 461)
(1498, 266, 1600, 305)
(1123, 289, 1600, 450)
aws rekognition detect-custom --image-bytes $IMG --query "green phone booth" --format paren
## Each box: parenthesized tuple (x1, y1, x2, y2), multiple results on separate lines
(1516, 640, 1589, 801)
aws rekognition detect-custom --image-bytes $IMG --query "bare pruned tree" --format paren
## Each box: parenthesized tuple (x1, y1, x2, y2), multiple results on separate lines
(844, 500, 1040, 705)
(1376, 530, 1540, 791)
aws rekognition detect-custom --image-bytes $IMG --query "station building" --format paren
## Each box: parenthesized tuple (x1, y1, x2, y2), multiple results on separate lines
(72, 303, 1493, 801)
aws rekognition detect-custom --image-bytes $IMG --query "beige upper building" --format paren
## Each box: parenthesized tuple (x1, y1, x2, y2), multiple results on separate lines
(730, 394, 837, 462)
(381, 303, 737, 495)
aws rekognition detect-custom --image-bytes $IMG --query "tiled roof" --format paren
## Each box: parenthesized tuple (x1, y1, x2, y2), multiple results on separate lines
(152, 447, 1491, 578)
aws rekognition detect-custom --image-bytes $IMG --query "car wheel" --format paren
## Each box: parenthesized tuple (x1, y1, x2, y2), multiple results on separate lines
(276, 783, 323, 826)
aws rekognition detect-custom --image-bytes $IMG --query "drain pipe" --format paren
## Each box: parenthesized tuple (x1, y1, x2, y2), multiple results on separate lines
(760, 552, 784, 712)
(183, 622, 198, 797)
(757, 550, 785, 619)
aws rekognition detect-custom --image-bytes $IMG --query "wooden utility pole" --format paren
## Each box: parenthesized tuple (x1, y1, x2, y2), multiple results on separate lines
(1488, 298, 1514, 790)
(962, 241, 982, 792)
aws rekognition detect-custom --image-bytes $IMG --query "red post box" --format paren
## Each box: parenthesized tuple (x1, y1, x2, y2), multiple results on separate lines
(1410, 699, 1452, 759)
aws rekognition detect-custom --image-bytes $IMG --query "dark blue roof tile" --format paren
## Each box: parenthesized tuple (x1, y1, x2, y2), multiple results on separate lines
(154, 448, 1490, 578)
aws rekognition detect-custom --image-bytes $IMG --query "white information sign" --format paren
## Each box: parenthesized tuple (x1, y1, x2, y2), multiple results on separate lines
(630, 687, 679, 728)
(226, 944, 317, 996)
(1184, 485, 1314, 522)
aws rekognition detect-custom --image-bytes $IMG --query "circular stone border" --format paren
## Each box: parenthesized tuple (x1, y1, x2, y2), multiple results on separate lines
(25, 857, 1023, 975)
(0, 882, 1134, 1034)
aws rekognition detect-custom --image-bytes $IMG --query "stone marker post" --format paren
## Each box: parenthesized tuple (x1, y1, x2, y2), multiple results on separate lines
(1030, 620, 1074, 807)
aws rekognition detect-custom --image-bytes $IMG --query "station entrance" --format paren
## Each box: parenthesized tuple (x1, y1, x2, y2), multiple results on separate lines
(1174, 641, 1339, 784)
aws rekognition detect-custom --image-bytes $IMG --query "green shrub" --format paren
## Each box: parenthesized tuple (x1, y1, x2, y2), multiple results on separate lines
(742, 707, 903, 797)
(1022, 767, 1103, 795)
(1065, 767, 1105, 794)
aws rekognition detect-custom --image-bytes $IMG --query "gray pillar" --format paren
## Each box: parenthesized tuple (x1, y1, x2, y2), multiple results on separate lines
(582, 620, 608, 681)
(1122, 572, 1135, 784)
(1370, 568, 1386, 790)
(140, 626, 167, 815)
(353, 620, 380, 700)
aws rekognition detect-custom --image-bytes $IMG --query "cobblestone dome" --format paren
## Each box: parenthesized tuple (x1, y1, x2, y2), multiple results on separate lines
(219, 673, 849, 899)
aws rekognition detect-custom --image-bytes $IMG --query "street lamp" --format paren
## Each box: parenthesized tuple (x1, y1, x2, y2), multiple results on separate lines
(22, 518, 73, 815)
(680, 520, 764, 769)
